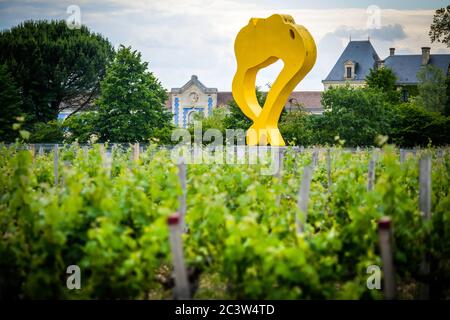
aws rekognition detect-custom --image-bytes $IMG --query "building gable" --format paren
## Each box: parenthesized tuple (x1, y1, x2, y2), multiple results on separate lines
(170, 75, 218, 128)
(323, 40, 380, 83)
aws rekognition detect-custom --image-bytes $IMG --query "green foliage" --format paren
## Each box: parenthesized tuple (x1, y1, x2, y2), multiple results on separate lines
(95, 46, 172, 142)
(63, 112, 99, 143)
(30, 120, 65, 143)
(0, 64, 23, 142)
(429, 5, 450, 46)
(416, 64, 448, 113)
(0, 144, 178, 299)
(366, 67, 400, 104)
(0, 20, 114, 125)
(445, 75, 450, 116)
(279, 110, 316, 146)
(224, 89, 266, 130)
(0, 144, 449, 299)
(390, 103, 450, 147)
(187, 108, 228, 143)
(319, 86, 393, 146)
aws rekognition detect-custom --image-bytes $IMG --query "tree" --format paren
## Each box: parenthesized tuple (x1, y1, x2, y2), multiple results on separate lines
(445, 75, 450, 116)
(95, 45, 172, 142)
(279, 110, 315, 146)
(30, 120, 64, 143)
(429, 5, 450, 47)
(0, 64, 23, 142)
(319, 86, 393, 147)
(0, 20, 114, 126)
(190, 108, 227, 131)
(390, 103, 450, 147)
(366, 67, 400, 104)
(224, 89, 266, 130)
(416, 64, 447, 113)
(63, 112, 100, 143)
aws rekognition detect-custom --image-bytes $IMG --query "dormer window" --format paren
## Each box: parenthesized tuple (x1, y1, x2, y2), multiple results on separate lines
(346, 67, 352, 79)
(344, 60, 355, 80)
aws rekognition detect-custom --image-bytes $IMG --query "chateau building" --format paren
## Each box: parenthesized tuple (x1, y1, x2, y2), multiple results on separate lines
(168, 75, 323, 128)
(323, 40, 450, 101)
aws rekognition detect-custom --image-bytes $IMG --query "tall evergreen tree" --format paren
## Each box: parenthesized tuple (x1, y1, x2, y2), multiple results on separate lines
(95, 45, 171, 142)
(0, 64, 23, 141)
(0, 20, 114, 126)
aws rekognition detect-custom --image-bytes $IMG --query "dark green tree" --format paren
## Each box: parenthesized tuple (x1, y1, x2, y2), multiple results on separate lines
(416, 64, 447, 113)
(63, 112, 99, 143)
(30, 120, 64, 143)
(0, 64, 23, 142)
(445, 75, 450, 116)
(429, 5, 450, 47)
(366, 67, 400, 104)
(319, 86, 393, 147)
(0, 20, 114, 126)
(279, 109, 315, 146)
(390, 103, 449, 147)
(95, 45, 172, 142)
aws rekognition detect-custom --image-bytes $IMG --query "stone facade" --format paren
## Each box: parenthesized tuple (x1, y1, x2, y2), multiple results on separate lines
(170, 75, 218, 128)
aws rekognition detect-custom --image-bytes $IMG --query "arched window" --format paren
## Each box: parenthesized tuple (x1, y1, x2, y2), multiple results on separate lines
(187, 110, 199, 125)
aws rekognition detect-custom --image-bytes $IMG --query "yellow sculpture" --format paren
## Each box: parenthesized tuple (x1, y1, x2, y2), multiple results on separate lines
(232, 14, 317, 146)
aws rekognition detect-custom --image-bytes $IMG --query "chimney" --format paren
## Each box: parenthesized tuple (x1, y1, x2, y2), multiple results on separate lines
(389, 48, 395, 56)
(421, 47, 430, 65)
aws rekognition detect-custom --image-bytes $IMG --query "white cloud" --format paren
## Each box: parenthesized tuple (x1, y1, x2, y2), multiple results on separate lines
(1, 1, 449, 90)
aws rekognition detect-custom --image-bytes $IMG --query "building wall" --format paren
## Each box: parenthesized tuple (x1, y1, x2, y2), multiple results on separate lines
(170, 76, 324, 127)
(171, 83, 217, 127)
(323, 80, 366, 90)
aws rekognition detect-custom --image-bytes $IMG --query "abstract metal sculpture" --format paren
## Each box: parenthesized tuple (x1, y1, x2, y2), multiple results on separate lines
(232, 14, 317, 146)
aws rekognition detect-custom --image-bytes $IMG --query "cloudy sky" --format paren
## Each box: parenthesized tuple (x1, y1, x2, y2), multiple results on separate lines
(1, 0, 449, 91)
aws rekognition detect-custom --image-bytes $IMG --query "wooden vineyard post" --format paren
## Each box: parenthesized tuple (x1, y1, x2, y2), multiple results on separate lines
(53, 144, 59, 186)
(400, 149, 406, 163)
(296, 165, 313, 234)
(168, 213, 190, 300)
(419, 155, 432, 220)
(133, 142, 140, 162)
(418, 155, 432, 299)
(378, 217, 396, 300)
(311, 148, 319, 168)
(274, 148, 285, 206)
(273, 147, 285, 180)
(327, 148, 332, 193)
(367, 155, 376, 191)
(100, 144, 112, 177)
(177, 157, 187, 231)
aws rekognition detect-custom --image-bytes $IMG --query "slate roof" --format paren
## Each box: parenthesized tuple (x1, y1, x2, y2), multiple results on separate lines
(217, 91, 233, 106)
(323, 40, 380, 82)
(286, 91, 323, 113)
(217, 91, 323, 113)
(384, 54, 450, 84)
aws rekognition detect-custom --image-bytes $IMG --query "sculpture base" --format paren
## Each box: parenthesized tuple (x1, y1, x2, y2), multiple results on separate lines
(246, 125, 286, 146)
